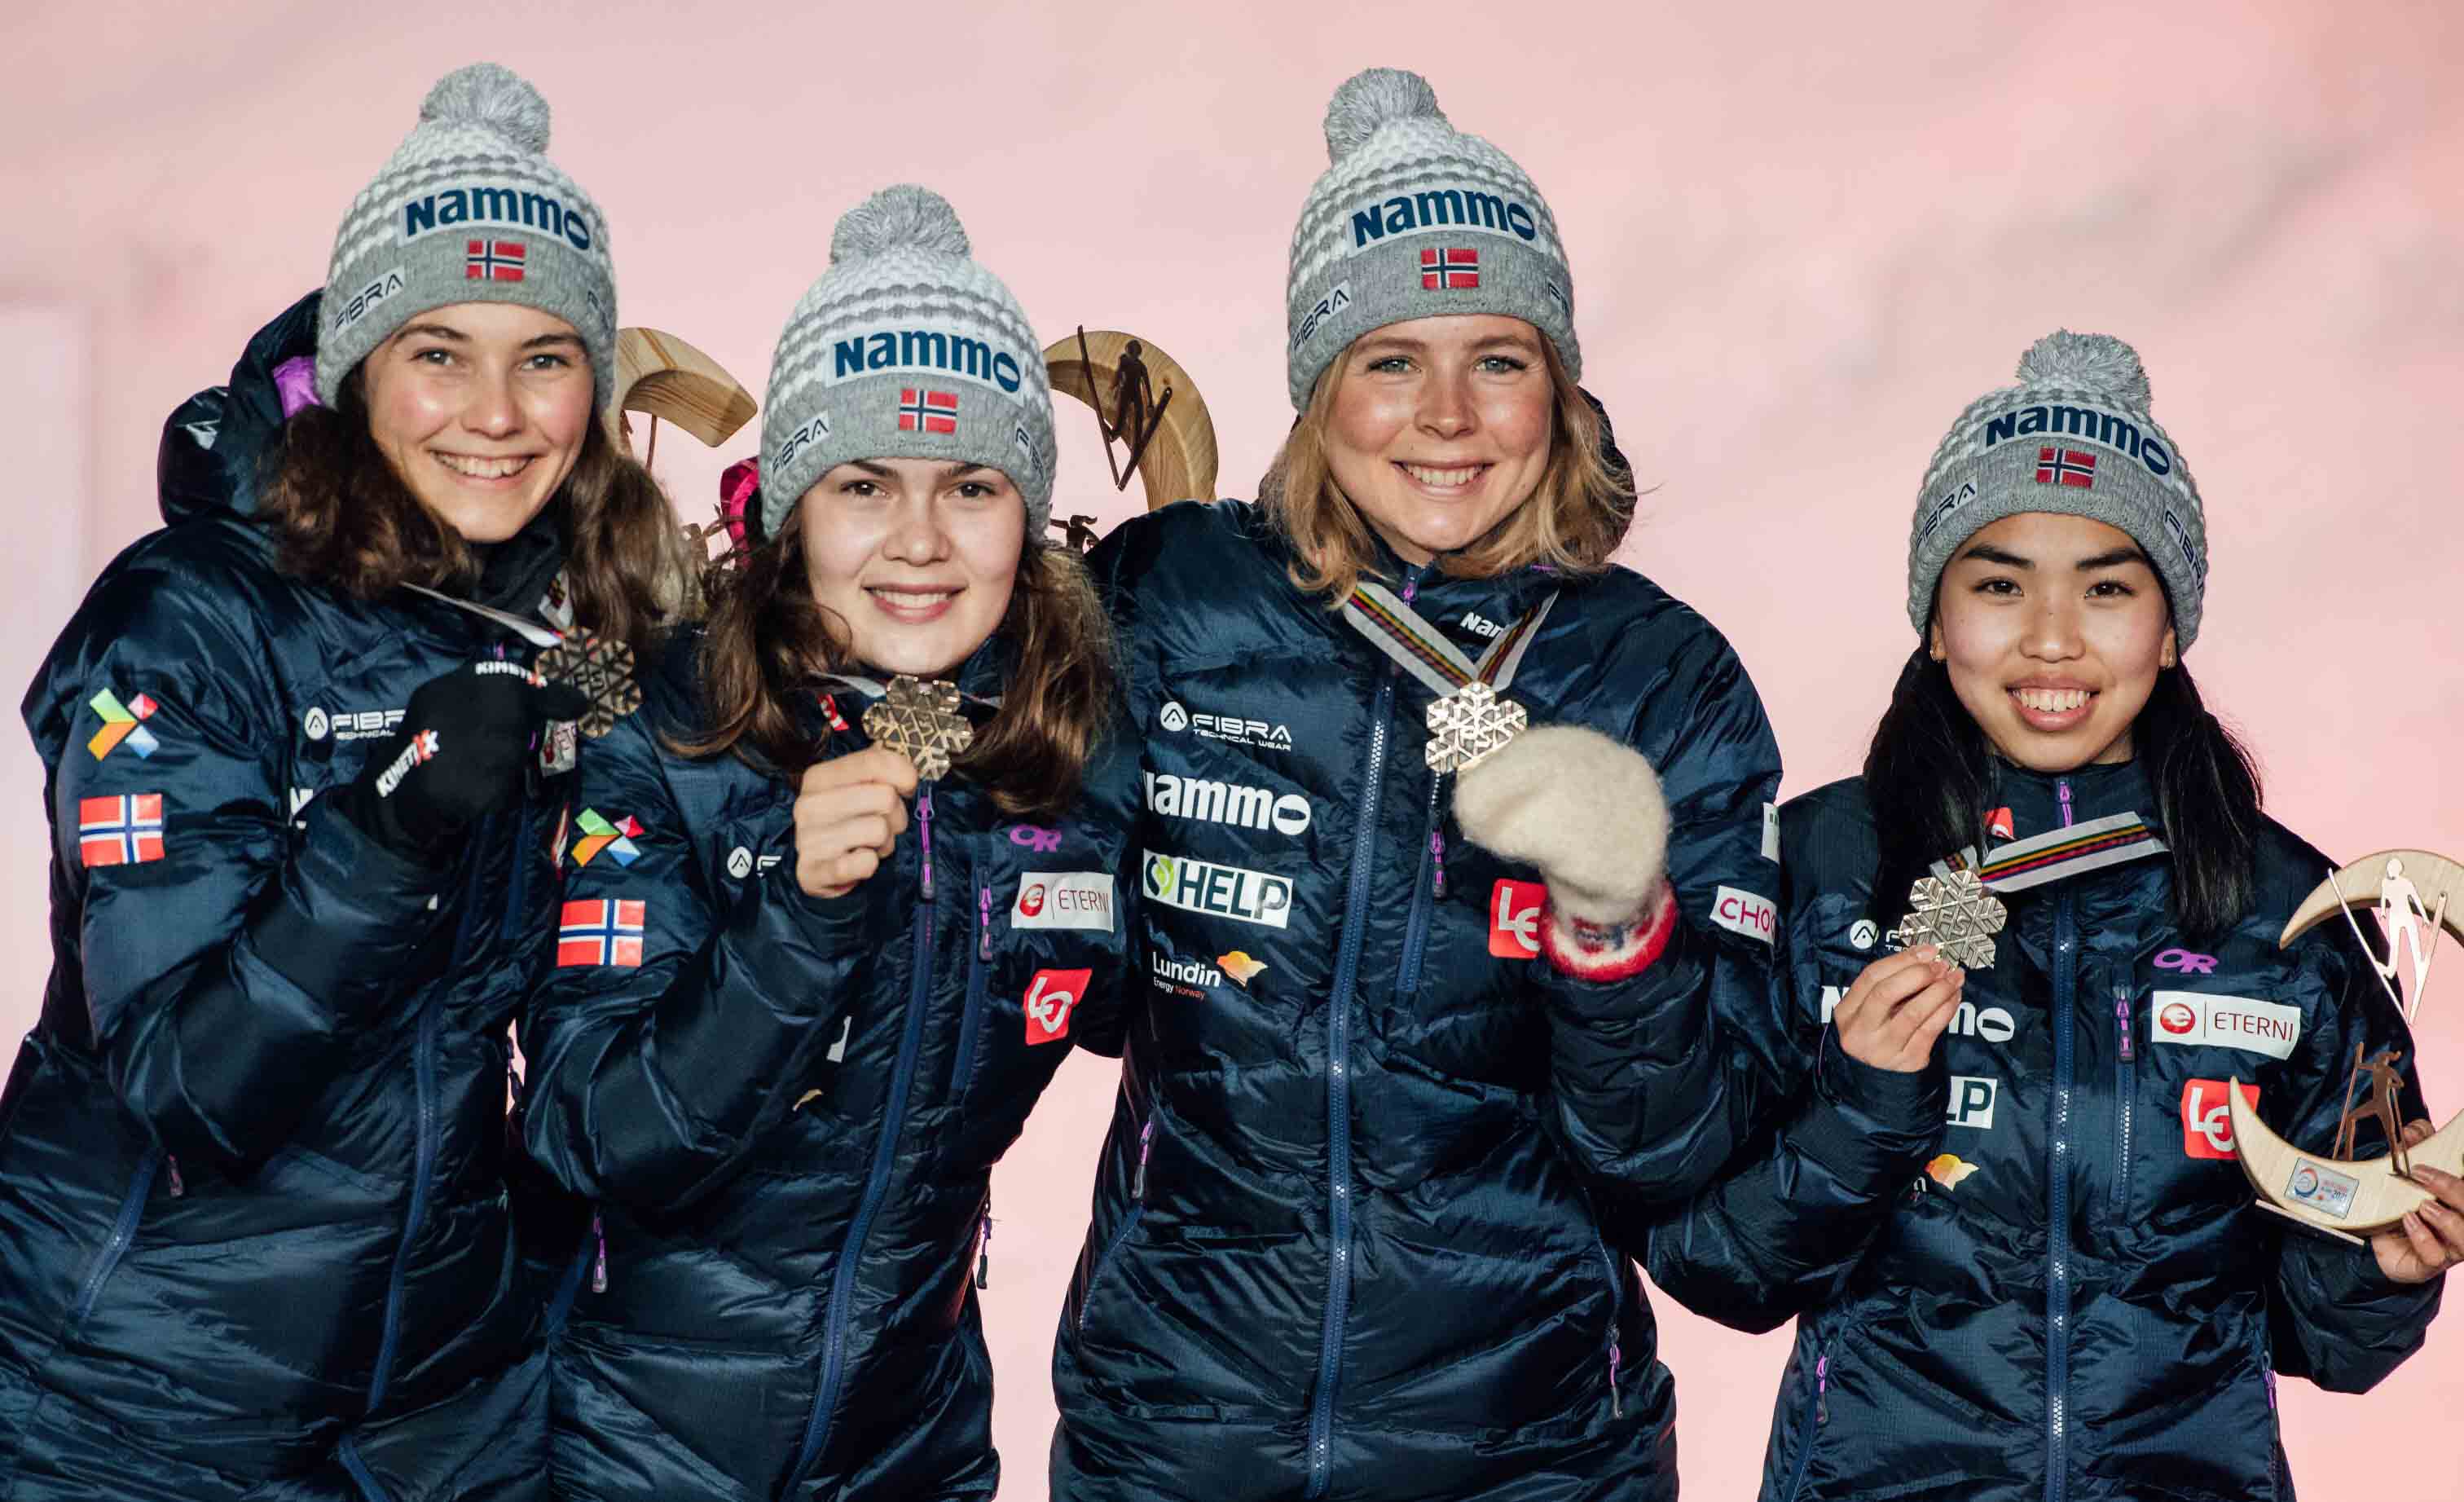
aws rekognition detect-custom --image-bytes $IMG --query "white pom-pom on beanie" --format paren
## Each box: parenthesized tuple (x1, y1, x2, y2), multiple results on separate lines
(759, 185, 1057, 542)
(317, 63, 619, 410)
(1906, 329, 2209, 647)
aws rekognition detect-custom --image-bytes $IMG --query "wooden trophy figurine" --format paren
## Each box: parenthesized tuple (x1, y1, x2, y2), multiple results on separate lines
(2227, 849, 2464, 1243)
(608, 327, 759, 612)
(1041, 328, 1219, 553)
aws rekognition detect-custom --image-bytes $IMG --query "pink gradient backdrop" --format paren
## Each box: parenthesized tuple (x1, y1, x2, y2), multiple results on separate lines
(4, 3, 2459, 1496)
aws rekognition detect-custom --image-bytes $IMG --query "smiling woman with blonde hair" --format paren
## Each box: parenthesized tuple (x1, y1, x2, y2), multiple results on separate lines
(1051, 67, 1786, 1502)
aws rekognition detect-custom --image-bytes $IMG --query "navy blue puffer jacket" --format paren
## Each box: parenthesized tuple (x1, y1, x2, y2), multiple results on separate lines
(1052, 500, 1784, 1501)
(522, 633, 1138, 1500)
(0, 296, 572, 1499)
(1648, 762, 2442, 1502)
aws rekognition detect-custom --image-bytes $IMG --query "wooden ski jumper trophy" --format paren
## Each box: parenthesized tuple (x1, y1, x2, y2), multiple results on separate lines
(1042, 327, 1219, 548)
(2228, 849, 2464, 1244)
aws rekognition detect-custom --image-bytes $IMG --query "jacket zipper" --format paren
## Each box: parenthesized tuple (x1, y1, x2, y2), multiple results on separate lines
(2112, 985, 2135, 1220)
(1781, 1339, 1834, 1502)
(69, 1145, 163, 1326)
(2044, 778, 2076, 1502)
(1394, 775, 1445, 999)
(975, 1197, 993, 1290)
(949, 879, 992, 1101)
(783, 789, 938, 1495)
(1306, 564, 1419, 1500)
(1080, 1115, 1155, 1334)
(591, 1211, 609, 1293)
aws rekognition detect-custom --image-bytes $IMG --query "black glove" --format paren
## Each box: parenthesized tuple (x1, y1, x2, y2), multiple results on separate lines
(330, 659, 590, 864)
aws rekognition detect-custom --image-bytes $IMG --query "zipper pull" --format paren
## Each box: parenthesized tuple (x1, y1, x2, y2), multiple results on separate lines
(591, 1211, 609, 1294)
(1427, 777, 1448, 900)
(975, 1207, 993, 1290)
(2114, 988, 2134, 1061)
(2057, 778, 2075, 829)
(1131, 1117, 1155, 1200)
(979, 882, 992, 961)
(166, 1155, 184, 1198)
(1816, 1352, 1830, 1425)
(917, 784, 935, 901)
(1606, 1339, 1623, 1418)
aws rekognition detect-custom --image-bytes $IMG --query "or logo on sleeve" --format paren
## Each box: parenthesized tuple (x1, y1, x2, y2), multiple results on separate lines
(78, 794, 165, 866)
(1142, 852, 1290, 929)
(87, 689, 161, 761)
(1489, 879, 1547, 959)
(570, 809, 644, 868)
(1014, 872, 1115, 932)
(1025, 968, 1090, 1046)
(557, 899, 645, 967)
(2180, 1079, 2259, 1160)
(1947, 1075, 2000, 1129)
(1709, 885, 1777, 945)
(2148, 990, 2299, 1059)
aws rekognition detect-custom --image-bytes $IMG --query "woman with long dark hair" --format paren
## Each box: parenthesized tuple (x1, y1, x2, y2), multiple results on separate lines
(1648, 331, 2461, 1501)
(0, 64, 677, 1500)
(1050, 69, 1784, 1501)
(520, 185, 1136, 1501)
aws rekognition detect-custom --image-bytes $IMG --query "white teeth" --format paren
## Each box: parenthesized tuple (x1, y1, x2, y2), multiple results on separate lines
(873, 589, 955, 608)
(1402, 463, 1483, 488)
(2014, 688, 2091, 713)
(435, 454, 530, 479)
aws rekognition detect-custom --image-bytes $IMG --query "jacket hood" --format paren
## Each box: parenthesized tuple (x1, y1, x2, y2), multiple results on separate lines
(157, 291, 322, 526)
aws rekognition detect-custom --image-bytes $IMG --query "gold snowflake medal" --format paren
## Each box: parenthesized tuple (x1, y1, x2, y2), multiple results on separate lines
(860, 676, 975, 782)
(1337, 579, 1561, 774)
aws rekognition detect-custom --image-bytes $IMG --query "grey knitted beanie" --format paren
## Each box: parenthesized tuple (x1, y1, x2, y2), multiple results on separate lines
(1907, 331, 2210, 647)
(1284, 68, 1578, 410)
(316, 64, 619, 411)
(759, 186, 1056, 542)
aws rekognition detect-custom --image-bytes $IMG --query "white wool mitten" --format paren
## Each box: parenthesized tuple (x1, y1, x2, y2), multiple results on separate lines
(1453, 725, 1674, 977)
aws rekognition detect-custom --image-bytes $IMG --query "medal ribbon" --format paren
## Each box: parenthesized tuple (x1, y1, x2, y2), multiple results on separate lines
(1931, 809, 2169, 893)
(815, 674, 1002, 715)
(403, 582, 567, 648)
(1340, 580, 1559, 699)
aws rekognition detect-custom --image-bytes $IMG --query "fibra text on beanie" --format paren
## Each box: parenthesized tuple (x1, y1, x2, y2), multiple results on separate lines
(1907, 330, 2210, 649)
(758, 185, 1058, 544)
(1284, 68, 1579, 411)
(318, 63, 621, 412)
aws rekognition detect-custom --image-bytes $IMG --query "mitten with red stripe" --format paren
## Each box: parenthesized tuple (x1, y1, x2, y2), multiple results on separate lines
(1453, 725, 1674, 980)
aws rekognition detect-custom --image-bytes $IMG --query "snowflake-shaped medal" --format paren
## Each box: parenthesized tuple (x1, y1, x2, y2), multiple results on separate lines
(535, 630, 643, 739)
(863, 676, 974, 782)
(1895, 869, 2007, 969)
(1425, 681, 1528, 774)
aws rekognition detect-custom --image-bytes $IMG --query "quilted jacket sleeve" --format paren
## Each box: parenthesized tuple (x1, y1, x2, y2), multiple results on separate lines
(1529, 624, 1791, 1205)
(2264, 927, 2442, 1392)
(41, 562, 451, 1172)
(517, 710, 880, 1210)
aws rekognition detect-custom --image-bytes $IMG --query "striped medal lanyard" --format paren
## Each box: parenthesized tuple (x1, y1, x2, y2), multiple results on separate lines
(1339, 580, 1560, 774)
(1895, 811, 2170, 967)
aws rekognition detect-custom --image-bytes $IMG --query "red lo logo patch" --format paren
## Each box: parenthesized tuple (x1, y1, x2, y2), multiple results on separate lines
(1018, 882, 1047, 918)
(1025, 969, 1090, 1046)
(2181, 1078, 2259, 1160)
(1489, 879, 1547, 959)
(2158, 1000, 2198, 1036)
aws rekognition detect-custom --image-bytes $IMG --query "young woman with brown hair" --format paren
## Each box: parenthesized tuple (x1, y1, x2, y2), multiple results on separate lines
(519, 185, 1137, 1501)
(1050, 68, 1786, 1502)
(0, 64, 674, 1500)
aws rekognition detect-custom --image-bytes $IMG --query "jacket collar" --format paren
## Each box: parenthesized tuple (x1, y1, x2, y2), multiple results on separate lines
(1987, 755, 2158, 846)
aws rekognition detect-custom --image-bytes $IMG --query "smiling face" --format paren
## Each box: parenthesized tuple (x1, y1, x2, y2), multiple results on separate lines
(1322, 314, 1555, 566)
(1929, 512, 2178, 770)
(359, 302, 594, 544)
(799, 458, 1025, 677)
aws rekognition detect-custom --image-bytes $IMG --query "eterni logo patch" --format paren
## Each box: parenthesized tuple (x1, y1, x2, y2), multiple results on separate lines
(1013, 872, 1115, 932)
(2148, 990, 2300, 1059)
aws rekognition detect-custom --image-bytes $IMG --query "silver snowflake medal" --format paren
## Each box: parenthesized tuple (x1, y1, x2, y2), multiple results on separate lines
(1898, 868, 2008, 969)
(1425, 681, 1528, 774)
(863, 675, 975, 782)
